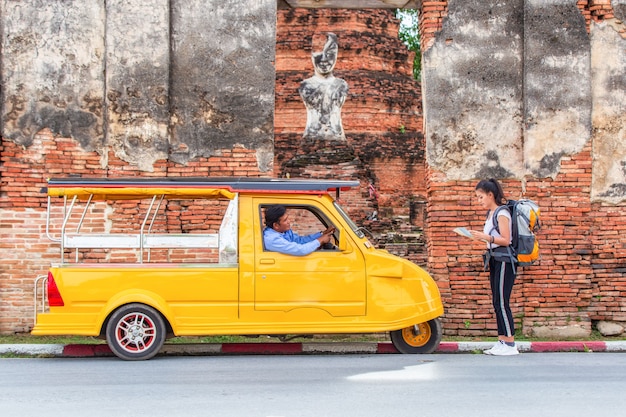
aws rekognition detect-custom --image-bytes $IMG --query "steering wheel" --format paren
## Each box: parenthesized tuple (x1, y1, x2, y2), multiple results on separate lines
(320, 232, 338, 250)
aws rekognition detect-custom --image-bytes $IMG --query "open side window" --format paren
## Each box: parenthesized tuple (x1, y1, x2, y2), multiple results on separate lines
(259, 204, 339, 252)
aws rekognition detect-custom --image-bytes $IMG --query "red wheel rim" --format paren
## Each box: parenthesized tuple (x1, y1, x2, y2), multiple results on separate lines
(115, 312, 157, 353)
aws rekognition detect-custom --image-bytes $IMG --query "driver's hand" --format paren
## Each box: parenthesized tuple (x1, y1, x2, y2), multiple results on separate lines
(322, 226, 336, 236)
(318, 233, 332, 245)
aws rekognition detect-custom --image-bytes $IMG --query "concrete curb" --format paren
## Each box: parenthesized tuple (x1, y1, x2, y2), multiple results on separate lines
(2, 341, 626, 358)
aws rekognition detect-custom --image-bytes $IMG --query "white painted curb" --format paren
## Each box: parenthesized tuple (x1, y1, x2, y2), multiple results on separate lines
(604, 341, 626, 352)
(0, 344, 64, 356)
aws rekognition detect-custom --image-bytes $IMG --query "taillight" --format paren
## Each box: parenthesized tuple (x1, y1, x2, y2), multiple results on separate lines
(47, 272, 65, 307)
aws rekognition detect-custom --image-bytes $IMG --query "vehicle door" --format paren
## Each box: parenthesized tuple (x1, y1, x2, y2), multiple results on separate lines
(253, 200, 366, 317)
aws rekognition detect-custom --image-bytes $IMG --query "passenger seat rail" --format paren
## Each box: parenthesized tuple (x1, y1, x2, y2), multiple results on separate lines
(45, 192, 227, 264)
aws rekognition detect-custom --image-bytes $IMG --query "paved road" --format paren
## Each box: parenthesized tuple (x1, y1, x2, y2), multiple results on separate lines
(2, 353, 625, 417)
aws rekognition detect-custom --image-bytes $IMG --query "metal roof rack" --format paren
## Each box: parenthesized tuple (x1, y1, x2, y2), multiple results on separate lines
(45, 177, 360, 194)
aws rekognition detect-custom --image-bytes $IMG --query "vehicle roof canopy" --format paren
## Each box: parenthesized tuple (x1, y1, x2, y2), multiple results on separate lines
(45, 177, 360, 200)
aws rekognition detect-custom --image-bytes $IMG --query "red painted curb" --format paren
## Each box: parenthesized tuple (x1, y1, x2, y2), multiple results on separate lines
(62, 344, 97, 357)
(221, 342, 303, 354)
(376, 343, 399, 353)
(94, 344, 113, 356)
(56, 341, 618, 357)
(530, 341, 606, 352)
(437, 342, 459, 352)
(63, 344, 113, 357)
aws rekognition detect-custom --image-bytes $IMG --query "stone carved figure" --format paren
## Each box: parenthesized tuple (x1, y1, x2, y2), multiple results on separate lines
(299, 33, 348, 141)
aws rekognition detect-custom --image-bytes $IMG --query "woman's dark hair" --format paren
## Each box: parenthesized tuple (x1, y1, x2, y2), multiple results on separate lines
(264, 205, 287, 228)
(475, 178, 506, 205)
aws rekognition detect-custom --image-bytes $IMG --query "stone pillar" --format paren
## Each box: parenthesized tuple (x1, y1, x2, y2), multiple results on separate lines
(106, 0, 170, 172)
(169, 0, 276, 171)
(1, 0, 105, 149)
(523, 0, 591, 178)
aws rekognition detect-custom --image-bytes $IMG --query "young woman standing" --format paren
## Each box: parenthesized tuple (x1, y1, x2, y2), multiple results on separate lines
(470, 178, 519, 356)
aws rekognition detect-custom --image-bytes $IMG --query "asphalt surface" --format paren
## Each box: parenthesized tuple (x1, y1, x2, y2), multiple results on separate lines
(4, 354, 626, 417)
(2, 340, 625, 357)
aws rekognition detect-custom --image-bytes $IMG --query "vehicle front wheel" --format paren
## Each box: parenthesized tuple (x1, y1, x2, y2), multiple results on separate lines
(390, 318, 442, 354)
(106, 303, 166, 361)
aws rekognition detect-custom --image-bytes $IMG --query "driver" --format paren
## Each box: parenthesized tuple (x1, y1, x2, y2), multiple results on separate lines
(263, 205, 335, 256)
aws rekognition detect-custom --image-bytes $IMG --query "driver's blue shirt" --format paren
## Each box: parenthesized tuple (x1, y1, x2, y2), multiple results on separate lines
(263, 227, 322, 256)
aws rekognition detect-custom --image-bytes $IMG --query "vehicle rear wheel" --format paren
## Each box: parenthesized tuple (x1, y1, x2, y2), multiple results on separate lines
(106, 303, 166, 361)
(390, 318, 442, 354)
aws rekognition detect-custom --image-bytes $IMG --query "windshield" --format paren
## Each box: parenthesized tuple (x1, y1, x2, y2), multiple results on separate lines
(333, 201, 364, 238)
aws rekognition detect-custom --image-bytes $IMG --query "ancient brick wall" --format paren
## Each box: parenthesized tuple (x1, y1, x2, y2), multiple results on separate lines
(0, 129, 264, 333)
(0, 7, 425, 334)
(422, 0, 626, 338)
(275, 9, 428, 265)
(2, 1, 625, 339)
(1, 0, 276, 172)
(275, 9, 425, 219)
(0, 0, 277, 334)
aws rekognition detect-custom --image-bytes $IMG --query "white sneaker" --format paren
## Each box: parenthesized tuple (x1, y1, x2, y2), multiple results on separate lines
(490, 342, 519, 356)
(483, 340, 506, 355)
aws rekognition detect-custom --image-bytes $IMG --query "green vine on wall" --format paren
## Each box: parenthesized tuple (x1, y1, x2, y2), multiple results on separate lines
(396, 9, 421, 80)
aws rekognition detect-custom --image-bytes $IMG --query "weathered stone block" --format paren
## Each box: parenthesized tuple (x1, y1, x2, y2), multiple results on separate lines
(590, 20, 626, 203)
(169, 0, 276, 171)
(596, 320, 624, 336)
(614, 0, 626, 20)
(1, 0, 105, 150)
(106, 0, 170, 172)
(524, 0, 591, 179)
(422, 0, 525, 180)
(529, 324, 591, 339)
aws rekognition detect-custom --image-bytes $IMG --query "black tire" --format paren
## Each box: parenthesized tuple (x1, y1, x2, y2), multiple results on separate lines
(390, 318, 442, 354)
(106, 303, 166, 361)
